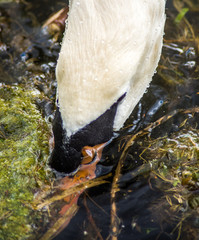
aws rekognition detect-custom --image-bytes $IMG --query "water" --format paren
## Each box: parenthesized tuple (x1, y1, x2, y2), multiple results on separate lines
(0, 0, 199, 239)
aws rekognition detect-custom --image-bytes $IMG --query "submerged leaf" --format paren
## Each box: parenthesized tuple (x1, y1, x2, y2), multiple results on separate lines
(174, 8, 189, 24)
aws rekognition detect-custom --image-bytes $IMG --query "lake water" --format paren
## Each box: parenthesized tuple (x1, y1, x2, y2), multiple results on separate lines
(0, 0, 198, 239)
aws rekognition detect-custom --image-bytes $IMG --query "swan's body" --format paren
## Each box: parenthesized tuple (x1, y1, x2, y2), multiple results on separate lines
(50, 0, 166, 173)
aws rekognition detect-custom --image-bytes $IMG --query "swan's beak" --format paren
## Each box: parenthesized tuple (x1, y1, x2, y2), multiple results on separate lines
(49, 107, 114, 174)
(81, 142, 108, 165)
(50, 94, 124, 174)
(66, 142, 108, 179)
(49, 96, 119, 174)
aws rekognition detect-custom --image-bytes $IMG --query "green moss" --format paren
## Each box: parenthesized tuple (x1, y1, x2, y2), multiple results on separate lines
(0, 85, 52, 239)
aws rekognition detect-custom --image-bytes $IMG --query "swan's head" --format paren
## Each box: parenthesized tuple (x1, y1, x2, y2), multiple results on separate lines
(50, 95, 125, 173)
(50, 0, 166, 174)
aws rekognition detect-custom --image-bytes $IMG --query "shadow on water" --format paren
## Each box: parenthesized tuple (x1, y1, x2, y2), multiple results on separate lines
(0, 0, 199, 239)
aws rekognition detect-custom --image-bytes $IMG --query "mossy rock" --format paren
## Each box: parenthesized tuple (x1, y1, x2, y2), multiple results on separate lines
(0, 85, 52, 240)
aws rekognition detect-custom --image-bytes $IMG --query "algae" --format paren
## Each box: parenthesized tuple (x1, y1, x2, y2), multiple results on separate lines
(0, 85, 52, 240)
(140, 127, 199, 239)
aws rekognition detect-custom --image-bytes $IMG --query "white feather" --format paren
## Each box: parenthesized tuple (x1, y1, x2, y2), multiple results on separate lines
(56, 0, 166, 137)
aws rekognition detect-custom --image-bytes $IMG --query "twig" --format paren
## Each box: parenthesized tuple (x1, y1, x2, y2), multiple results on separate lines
(110, 107, 199, 239)
(83, 194, 103, 240)
(173, 0, 195, 39)
(35, 174, 111, 210)
(40, 204, 78, 240)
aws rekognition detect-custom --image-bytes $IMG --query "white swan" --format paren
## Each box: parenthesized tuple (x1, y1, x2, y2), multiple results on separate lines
(50, 0, 166, 173)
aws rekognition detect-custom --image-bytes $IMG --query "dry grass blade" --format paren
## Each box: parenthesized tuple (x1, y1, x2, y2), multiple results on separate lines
(83, 194, 104, 240)
(173, 0, 195, 39)
(35, 174, 111, 210)
(110, 107, 199, 240)
(40, 204, 78, 240)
